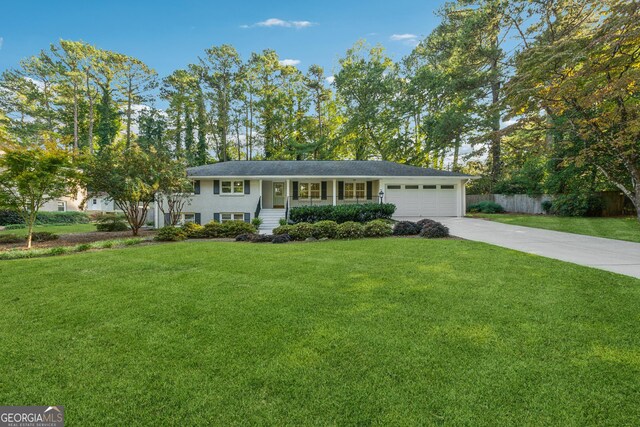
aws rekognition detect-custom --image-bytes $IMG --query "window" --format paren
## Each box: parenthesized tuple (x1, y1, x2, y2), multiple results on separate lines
(92, 198, 97, 205)
(183, 213, 196, 224)
(387, 185, 401, 190)
(57, 201, 66, 212)
(299, 182, 321, 199)
(423, 185, 436, 189)
(220, 213, 244, 222)
(441, 185, 455, 190)
(221, 180, 244, 194)
(405, 185, 419, 189)
(344, 182, 365, 199)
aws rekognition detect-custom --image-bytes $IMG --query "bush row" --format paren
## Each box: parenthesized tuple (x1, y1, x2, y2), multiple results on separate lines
(467, 201, 505, 214)
(0, 210, 91, 226)
(272, 219, 393, 240)
(0, 231, 59, 244)
(155, 220, 257, 241)
(392, 219, 450, 238)
(289, 203, 396, 224)
(0, 237, 145, 261)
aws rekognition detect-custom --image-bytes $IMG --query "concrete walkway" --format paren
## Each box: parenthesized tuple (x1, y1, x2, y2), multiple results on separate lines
(430, 217, 640, 279)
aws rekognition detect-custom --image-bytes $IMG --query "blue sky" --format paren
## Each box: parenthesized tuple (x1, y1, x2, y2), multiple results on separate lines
(0, 0, 446, 86)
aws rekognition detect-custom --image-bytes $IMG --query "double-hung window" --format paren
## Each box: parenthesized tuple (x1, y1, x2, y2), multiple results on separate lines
(183, 213, 196, 224)
(344, 182, 365, 199)
(299, 182, 320, 200)
(221, 180, 244, 194)
(57, 201, 66, 212)
(221, 213, 244, 222)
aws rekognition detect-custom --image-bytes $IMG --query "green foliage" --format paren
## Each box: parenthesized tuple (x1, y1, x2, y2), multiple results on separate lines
(494, 159, 546, 196)
(273, 225, 293, 236)
(289, 203, 395, 224)
(312, 220, 339, 239)
(467, 201, 505, 214)
(363, 219, 393, 237)
(420, 222, 449, 239)
(542, 200, 553, 214)
(203, 221, 224, 238)
(392, 221, 421, 236)
(75, 243, 92, 252)
(3, 224, 26, 230)
(336, 221, 364, 239)
(278, 218, 288, 226)
(155, 226, 187, 242)
(0, 211, 23, 226)
(181, 222, 205, 238)
(220, 221, 256, 238)
(36, 211, 90, 225)
(288, 222, 315, 241)
(251, 217, 263, 228)
(550, 194, 603, 217)
(0, 237, 147, 260)
(0, 234, 24, 244)
(95, 213, 129, 232)
(31, 231, 59, 242)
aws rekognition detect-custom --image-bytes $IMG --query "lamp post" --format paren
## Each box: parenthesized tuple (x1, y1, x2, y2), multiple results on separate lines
(378, 189, 384, 204)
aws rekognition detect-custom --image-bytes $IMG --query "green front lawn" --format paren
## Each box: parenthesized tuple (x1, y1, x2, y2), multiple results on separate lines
(471, 213, 640, 243)
(0, 223, 96, 236)
(1, 239, 639, 425)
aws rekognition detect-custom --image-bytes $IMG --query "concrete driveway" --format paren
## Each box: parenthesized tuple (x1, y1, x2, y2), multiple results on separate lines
(423, 217, 640, 279)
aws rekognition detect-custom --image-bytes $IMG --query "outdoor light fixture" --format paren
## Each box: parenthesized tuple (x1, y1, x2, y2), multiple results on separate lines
(378, 189, 384, 204)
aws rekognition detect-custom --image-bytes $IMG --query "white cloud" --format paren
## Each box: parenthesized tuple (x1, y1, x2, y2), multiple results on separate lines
(242, 18, 315, 29)
(279, 59, 301, 67)
(0, 37, 3, 50)
(390, 33, 419, 46)
(325, 75, 335, 84)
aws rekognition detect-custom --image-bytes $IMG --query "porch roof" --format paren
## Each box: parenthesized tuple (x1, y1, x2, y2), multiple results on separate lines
(187, 160, 473, 178)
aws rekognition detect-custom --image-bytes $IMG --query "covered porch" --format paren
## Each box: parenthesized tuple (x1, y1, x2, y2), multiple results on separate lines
(259, 179, 382, 209)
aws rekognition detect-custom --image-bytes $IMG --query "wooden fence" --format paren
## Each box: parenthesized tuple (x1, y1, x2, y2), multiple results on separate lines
(466, 192, 632, 216)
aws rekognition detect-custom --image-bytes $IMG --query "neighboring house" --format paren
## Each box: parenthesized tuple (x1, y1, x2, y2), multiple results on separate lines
(41, 188, 86, 212)
(157, 160, 475, 233)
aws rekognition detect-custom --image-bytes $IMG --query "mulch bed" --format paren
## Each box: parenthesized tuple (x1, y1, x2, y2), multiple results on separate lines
(0, 229, 156, 251)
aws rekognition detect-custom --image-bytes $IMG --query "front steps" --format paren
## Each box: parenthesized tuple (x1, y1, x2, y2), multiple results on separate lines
(258, 209, 285, 234)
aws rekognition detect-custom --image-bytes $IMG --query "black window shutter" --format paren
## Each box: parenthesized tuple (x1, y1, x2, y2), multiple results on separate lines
(194, 180, 201, 195)
(194, 213, 201, 225)
(292, 181, 299, 200)
(338, 181, 344, 200)
(321, 181, 327, 200)
(366, 181, 373, 200)
(244, 180, 250, 194)
(244, 213, 250, 223)
(164, 213, 171, 226)
(213, 212, 220, 222)
(213, 180, 220, 194)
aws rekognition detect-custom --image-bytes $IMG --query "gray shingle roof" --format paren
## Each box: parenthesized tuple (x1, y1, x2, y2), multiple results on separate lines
(187, 160, 472, 178)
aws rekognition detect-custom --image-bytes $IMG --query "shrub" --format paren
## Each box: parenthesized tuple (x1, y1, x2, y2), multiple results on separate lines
(36, 211, 90, 224)
(467, 201, 505, 214)
(288, 222, 315, 241)
(336, 221, 364, 239)
(0, 210, 23, 226)
(4, 224, 26, 230)
(154, 226, 186, 241)
(31, 231, 59, 242)
(289, 203, 396, 224)
(312, 220, 338, 239)
(203, 221, 224, 238)
(278, 218, 288, 226)
(541, 200, 553, 214)
(123, 238, 144, 246)
(393, 221, 421, 236)
(272, 234, 291, 244)
(220, 220, 256, 238)
(363, 219, 393, 237)
(235, 233, 255, 242)
(49, 246, 70, 256)
(251, 234, 274, 243)
(420, 222, 450, 238)
(182, 222, 205, 238)
(273, 225, 293, 235)
(95, 213, 129, 232)
(551, 193, 603, 217)
(0, 234, 23, 244)
(251, 217, 263, 228)
(416, 218, 437, 228)
(75, 243, 92, 252)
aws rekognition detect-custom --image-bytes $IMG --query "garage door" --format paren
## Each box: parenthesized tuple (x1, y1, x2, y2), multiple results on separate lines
(385, 184, 457, 217)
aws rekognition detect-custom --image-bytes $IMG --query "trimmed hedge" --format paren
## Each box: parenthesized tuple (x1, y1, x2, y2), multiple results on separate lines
(312, 220, 338, 239)
(182, 222, 206, 238)
(393, 221, 421, 236)
(420, 222, 450, 238)
(289, 203, 396, 224)
(336, 221, 364, 239)
(288, 222, 315, 241)
(0, 210, 91, 226)
(155, 226, 187, 241)
(202, 220, 256, 238)
(363, 219, 393, 237)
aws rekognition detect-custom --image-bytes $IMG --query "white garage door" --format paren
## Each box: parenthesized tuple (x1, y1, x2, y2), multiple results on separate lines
(386, 184, 458, 217)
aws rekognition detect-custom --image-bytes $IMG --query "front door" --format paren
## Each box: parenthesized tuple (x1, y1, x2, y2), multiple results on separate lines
(273, 182, 285, 208)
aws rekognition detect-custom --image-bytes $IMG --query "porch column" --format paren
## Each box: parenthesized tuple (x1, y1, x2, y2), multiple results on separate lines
(286, 179, 290, 204)
(332, 179, 337, 206)
(259, 179, 263, 209)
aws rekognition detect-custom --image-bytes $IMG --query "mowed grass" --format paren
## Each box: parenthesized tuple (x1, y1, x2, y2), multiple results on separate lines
(1, 239, 639, 425)
(472, 213, 640, 243)
(0, 223, 96, 236)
